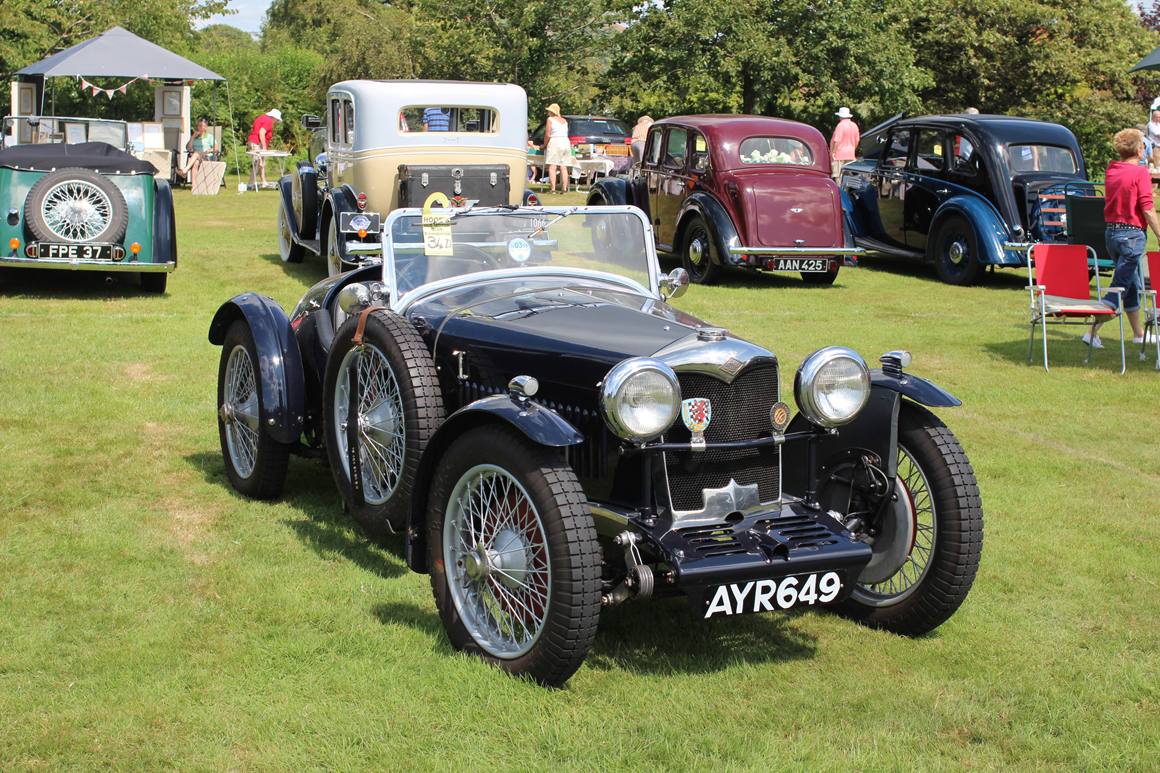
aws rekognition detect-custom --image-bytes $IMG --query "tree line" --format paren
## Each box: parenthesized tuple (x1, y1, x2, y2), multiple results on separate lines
(4, 0, 1160, 171)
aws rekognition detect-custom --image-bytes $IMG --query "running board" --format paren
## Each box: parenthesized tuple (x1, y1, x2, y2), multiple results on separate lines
(855, 237, 926, 260)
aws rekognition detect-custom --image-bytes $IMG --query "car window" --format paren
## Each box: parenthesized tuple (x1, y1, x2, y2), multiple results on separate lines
(914, 130, 944, 171)
(951, 134, 977, 174)
(646, 129, 663, 166)
(1008, 144, 1076, 174)
(399, 107, 500, 134)
(691, 132, 710, 171)
(738, 137, 813, 165)
(879, 130, 910, 169)
(569, 118, 630, 138)
(664, 129, 687, 170)
(330, 98, 342, 145)
(343, 99, 354, 145)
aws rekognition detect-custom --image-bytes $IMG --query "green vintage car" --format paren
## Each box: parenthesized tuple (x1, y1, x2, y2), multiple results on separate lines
(0, 141, 176, 292)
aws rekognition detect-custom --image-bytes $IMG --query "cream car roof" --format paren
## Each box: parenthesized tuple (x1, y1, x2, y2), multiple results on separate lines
(327, 80, 528, 153)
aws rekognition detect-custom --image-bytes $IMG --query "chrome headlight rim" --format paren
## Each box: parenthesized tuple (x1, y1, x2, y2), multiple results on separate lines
(794, 346, 870, 428)
(600, 357, 682, 443)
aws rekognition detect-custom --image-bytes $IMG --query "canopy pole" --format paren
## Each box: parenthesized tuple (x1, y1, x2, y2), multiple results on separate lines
(51, 79, 55, 117)
(225, 80, 243, 192)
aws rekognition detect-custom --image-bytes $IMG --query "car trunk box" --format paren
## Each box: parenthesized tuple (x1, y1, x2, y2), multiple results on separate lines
(398, 164, 510, 207)
(747, 177, 842, 247)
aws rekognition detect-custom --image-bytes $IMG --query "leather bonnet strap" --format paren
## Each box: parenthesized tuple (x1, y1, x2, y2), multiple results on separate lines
(352, 305, 388, 346)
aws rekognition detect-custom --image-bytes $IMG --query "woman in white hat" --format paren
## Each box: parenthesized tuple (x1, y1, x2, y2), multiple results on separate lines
(247, 108, 283, 189)
(830, 106, 859, 181)
(542, 103, 570, 194)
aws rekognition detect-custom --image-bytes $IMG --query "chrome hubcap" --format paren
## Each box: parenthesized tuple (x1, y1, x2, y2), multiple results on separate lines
(689, 234, 705, 265)
(948, 238, 969, 265)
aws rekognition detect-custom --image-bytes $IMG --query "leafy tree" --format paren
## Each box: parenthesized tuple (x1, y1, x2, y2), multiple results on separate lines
(408, 0, 614, 118)
(602, 0, 930, 129)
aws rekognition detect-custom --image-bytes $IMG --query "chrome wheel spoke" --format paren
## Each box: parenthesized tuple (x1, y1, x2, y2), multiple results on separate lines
(42, 180, 113, 241)
(334, 343, 406, 505)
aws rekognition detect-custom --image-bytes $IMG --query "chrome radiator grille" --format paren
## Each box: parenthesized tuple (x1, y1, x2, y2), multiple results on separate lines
(663, 365, 780, 512)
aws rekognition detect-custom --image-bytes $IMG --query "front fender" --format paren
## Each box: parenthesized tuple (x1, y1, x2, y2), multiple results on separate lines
(208, 292, 306, 444)
(678, 192, 740, 267)
(931, 196, 1019, 266)
(871, 369, 961, 408)
(278, 177, 301, 237)
(588, 177, 634, 208)
(404, 395, 583, 573)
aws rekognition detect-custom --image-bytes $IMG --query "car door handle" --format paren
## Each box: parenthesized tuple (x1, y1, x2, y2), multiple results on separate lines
(936, 188, 949, 195)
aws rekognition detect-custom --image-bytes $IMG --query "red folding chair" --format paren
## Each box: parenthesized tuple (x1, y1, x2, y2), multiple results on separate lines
(1141, 251, 1160, 370)
(1028, 243, 1124, 373)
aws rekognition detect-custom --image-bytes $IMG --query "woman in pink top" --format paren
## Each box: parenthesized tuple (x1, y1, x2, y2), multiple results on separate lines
(1087, 128, 1160, 347)
(830, 107, 860, 180)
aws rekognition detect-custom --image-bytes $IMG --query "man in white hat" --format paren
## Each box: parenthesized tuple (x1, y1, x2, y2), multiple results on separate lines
(248, 108, 283, 189)
(830, 106, 860, 181)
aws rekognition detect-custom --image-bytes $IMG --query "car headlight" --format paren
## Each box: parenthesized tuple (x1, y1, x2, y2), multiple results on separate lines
(600, 358, 681, 442)
(794, 346, 870, 427)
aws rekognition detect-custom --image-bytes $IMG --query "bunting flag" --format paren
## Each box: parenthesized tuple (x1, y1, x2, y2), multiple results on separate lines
(79, 76, 145, 100)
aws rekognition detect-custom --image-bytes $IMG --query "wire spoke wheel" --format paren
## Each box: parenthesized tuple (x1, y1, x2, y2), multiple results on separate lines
(851, 442, 935, 605)
(335, 344, 406, 505)
(443, 464, 551, 659)
(223, 344, 261, 479)
(41, 179, 113, 241)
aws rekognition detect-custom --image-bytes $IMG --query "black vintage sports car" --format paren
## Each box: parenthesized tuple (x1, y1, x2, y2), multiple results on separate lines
(209, 205, 983, 686)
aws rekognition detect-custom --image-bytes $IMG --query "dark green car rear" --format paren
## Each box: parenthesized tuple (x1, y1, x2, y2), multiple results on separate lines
(0, 142, 176, 292)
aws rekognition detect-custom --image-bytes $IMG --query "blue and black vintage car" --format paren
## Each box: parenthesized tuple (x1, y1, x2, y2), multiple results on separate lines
(210, 205, 983, 685)
(841, 114, 1091, 285)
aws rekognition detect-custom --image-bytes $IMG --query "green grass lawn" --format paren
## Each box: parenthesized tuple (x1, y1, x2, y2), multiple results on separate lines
(1, 188, 1158, 772)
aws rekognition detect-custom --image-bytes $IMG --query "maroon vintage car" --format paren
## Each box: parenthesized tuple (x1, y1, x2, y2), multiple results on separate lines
(588, 115, 862, 285)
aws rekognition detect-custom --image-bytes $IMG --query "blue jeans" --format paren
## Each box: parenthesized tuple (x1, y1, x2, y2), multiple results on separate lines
(1103, 228, 1145, 313)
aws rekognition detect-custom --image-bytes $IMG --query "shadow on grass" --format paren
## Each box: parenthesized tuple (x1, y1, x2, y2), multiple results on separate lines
(853, 253, 1030, 291)
(0, 266, 164, 298)
(370, 601, 444, 639)
(983, 329, 1149, 371)
(184, 449, 409, 579)
(583, 596, 818, 676)
(257, 251, 327, 288)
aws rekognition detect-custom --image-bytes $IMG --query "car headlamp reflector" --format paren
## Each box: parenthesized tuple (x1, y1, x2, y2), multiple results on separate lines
(600, 358, 681, 441)
(794, 346, 870, 427)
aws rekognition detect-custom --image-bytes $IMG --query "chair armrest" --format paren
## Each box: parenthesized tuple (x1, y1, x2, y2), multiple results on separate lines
(1107, 286, 1124, 293)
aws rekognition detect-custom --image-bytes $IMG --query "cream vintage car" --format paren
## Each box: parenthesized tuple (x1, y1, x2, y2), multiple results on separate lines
(277, 80, 538, 276)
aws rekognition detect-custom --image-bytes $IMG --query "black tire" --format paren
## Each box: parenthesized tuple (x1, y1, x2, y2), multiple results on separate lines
(932, 216, 983, 286)
(25, 167, 129, 244)
(588, 199, 645, 265)
(427, 425, 601, 686)
(833, 403, 984, 635)
(217, 320, 292, 499)
(681, 214, 721, 285)
(323, 308, 443, 534)
(140, 272, 167, 293)
(292, 161, 318, 239)
(801, 265, 839, 285)
(277, 197, 306, 263)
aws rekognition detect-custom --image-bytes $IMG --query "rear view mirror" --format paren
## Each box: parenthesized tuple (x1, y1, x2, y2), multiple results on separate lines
(301, 114, 322, 130)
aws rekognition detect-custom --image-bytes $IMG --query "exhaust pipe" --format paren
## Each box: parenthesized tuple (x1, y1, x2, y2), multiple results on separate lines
(105, 276, 114, 285)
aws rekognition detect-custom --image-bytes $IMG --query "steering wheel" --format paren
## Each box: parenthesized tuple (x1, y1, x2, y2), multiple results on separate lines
(452, 244, 502, 269)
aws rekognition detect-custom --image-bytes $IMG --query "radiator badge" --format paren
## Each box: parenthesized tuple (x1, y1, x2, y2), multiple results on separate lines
(681, 397, 711, 451)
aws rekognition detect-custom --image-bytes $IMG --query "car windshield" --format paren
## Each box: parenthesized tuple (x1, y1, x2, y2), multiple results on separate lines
(1008, 144, 1076, 174)
(570, 119, 629, 138)
(739, 137, 813, 165)
(386, 208, 654, 297)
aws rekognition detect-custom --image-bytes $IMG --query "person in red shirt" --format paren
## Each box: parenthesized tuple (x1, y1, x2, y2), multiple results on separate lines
(247, 108, 282, 189)
(1087, 128, 1160, 347)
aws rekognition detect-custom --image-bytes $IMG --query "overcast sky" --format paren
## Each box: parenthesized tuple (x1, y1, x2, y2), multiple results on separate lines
(197, 0, 270, 35)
